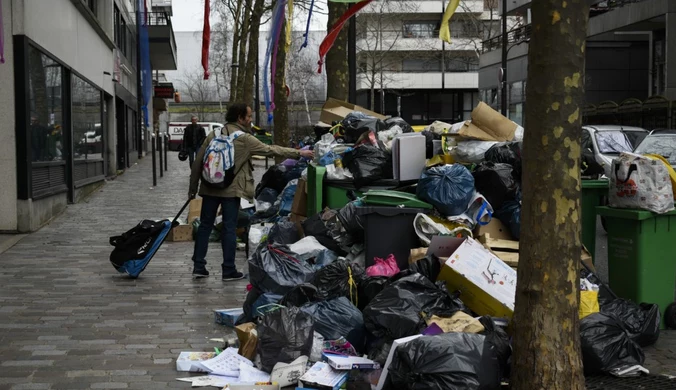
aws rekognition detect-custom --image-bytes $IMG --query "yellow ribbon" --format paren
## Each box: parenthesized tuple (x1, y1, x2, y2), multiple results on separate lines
(347, 265, 358, 308)
(439, 0, 460, 44)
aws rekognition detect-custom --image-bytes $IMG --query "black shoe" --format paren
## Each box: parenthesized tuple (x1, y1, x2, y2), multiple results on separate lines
(222, 271, 245, 282)
(192, 269, 210, 279)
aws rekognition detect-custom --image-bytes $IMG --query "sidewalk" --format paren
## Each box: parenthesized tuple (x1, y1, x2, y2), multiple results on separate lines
(0, 153, 674, 389)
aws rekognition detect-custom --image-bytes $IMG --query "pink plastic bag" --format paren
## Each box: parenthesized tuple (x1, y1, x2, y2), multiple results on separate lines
(366, 254, 400, 277)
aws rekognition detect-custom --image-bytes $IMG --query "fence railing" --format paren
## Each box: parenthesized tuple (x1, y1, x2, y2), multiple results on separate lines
(583, 96, 676, 130)
(481, 24, 532, 53)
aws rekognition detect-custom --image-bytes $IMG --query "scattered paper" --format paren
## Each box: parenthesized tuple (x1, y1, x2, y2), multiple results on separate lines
(176, 375, 238, 388)
(323, 354, 380, 370)
(199, 347, 254, 377)
(176, 352, 217, 372)
(270, 356, 308, 387)
(238, 362, 271, 383)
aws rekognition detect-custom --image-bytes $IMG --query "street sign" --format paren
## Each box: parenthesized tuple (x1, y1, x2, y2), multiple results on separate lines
(154, 83, 175, 99)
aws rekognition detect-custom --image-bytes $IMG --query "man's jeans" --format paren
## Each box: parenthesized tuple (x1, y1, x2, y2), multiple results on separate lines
(192, 195, 240, 275)
(187, 147, 196, 167)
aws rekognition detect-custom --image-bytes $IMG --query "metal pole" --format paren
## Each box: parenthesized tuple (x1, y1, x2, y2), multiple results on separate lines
(441, 0, 445, 90)
(348, 16, 357, 104)
(152, 133, 157, 186)
(136, 2, 144, 159)
(255, 46, 261, 126)
(501, 0, 508, 116)
(164, 134, 168, 171)
(158, 130, 163, 178)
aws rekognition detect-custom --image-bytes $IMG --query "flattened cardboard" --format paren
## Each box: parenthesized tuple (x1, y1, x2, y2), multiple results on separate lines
(188, 198, 203, 223)
(473, 218, 513, 240)
(291, 179, 308, 217)
(320, 98, 386, 124)
(469, 102, 517, 142)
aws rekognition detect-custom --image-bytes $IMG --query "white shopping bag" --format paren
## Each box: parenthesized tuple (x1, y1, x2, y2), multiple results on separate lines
(610, 152, 674, 214)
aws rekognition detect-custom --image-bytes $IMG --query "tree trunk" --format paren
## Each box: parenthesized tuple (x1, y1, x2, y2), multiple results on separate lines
(510, 1, 589, 390)
(228, 0, 243, 103)
(273, 19, 290, 164)
(242, 0, 265, 106)
(235, 0, 252, 101)
(325, 2, 349, 101)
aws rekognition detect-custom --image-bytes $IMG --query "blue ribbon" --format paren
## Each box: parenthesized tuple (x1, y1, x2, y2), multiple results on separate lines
(299, 0, 316, 52)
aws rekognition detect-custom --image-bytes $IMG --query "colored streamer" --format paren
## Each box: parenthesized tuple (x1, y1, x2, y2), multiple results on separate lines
(202, 0, 211, 79)
(439, 0, 460, 44)
(138, 0, 152, 126)
(299, 0, 316, 52)
(0, 0, 5, 64)
(263, 0, 287, 123)
(317, 0, 374, 73)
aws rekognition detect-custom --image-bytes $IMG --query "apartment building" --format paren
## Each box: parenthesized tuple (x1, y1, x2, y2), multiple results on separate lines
(479, 0, 676, 125)
(355, 0, 500, 125)
(0, 0, 176, 232)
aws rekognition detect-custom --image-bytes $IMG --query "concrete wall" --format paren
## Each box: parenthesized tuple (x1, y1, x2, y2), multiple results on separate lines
(0, 0, 18, 232)
(20, 0, 115, 95)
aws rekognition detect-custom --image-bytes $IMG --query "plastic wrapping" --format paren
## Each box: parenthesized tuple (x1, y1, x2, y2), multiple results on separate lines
(484, 142, 522, 178)
(248, 244, 316, 295)
(366, 255, 400, 277)
(288, 236, 339, 267)
(248, 223, 273, 256)
(494, 191, 522, 240)
(389, 332, 502, 390)
(342, 113, 387, 143)
(601, 299, 660, 347)
(452, 141, 499, 164)
(417, 164, 476, 217)
(258, 307, 315, 373)
(580, 312, 645, 375)
(337, 201, 365, 239)
(357, 276, 390, 311)
(478, 316, 512, 379)
(408, 254, 442, 282)
(385, 117, 414, 133)
(302, 212, 345, 255)
(363, 273, 465, 340)
(301, 297, 366, 352)
(343, 145, 392, 189)
(472, 162, 519, 211)
(280, 283, 320, 307)
(610, 152, 675, 214)
(267, 218, 301, 245)
(315, 133, 337, 164)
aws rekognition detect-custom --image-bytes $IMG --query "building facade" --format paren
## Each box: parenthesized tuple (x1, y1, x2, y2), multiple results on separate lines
(354, 0, 499, 125)
(479, 0, 676, 126)
(0, 0, 176, 233)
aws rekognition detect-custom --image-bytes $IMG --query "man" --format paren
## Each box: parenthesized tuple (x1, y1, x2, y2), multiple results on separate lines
(188, 104, 314, 280)
(182, 116, 207, 166)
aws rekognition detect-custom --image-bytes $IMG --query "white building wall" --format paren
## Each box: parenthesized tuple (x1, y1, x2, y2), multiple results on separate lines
(0, 0, 18, 231)
(21, 0, 114, 95)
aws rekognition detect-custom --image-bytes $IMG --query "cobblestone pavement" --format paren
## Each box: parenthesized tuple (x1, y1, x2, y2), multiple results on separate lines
(0, 153, 674, 390)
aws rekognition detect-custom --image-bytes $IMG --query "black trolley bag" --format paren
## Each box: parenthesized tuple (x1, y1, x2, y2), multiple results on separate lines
(109, 199, 191, 278)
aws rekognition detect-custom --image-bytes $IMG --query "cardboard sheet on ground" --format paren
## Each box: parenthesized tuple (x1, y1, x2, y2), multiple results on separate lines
(176, 352, 217, 372)
(198, 347, 254, 377)
(271, 356, 309, 387)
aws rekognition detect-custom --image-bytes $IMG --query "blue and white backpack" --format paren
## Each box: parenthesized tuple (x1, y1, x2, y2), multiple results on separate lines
(201, 127, 244, 189)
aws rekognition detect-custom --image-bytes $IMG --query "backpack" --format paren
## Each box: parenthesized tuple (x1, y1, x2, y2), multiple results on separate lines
(202, 127, 245, 189)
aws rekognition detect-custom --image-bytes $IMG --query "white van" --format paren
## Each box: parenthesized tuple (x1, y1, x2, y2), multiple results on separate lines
(167, 122, 224, 151)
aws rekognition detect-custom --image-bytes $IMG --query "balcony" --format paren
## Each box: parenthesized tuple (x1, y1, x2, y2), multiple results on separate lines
(358, 30, 480, 53)
(152, 0, 173, 16)
(147, 11, 177, 70)
(361, 0, 485, 14)
(357, 71, 479, 90)
(481, 24, 531, 53)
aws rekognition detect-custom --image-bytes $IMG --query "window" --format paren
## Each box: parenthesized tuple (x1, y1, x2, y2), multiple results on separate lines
(450, 20, 474, 39)
(402, 59, 441, 72)
(86, 0, 97, 15)
(114, 5, 127, 57)
(72, 75, 103, 161)
(402, 21, 438, 39)
(28, 46, 64, 163)
(446, 55, 479, 72)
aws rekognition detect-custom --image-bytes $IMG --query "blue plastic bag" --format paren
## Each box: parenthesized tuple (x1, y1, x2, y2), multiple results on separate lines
(495, 191, 521, 239)
(278, 180, 298, 217)
(416, 164, 475, 216)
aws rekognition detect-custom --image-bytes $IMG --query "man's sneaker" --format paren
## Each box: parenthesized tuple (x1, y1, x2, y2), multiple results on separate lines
(192, 269, 210, 279)
(222, 271, 245, 282)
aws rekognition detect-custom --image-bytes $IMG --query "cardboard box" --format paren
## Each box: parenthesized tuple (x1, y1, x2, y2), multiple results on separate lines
(322, 353, 380, 371)
(291, 179, 308, 217)
(299, 362, 349, 390)
(473, 218, 513, 240)
(461, 102, 517, 142)
(213, 308, 244, 327)
(429, 236, 516, 319)
(167, 224, 193, 242)
(188, 198, 202, 223)
(320, 98, 386, 124)
(235, 322, 258, 361)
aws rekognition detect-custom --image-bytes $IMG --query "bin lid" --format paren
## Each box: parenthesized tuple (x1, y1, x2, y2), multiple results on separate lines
(356, 205, 429, 217)
(581, 179, 610, 189)
(363, 190, 434, 209)
(597, 205, 676, 221)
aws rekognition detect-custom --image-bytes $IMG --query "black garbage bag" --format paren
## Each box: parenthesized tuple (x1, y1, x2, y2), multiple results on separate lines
(408, 254, 442, 282)
(312, 260, 366, 302)
(256, 187, 279, 206)
(267, 219, 301, 245)
(385, 117, 413, 133)
(389, 332, 502, 390)
(478, 317, 512, 379)
(302, 210, 351, 256)
(342, 113, 387, 143)
(280, 283, 320, 307)
(258, 307, 315, 373)
(472, 162, 519, 211)
(337, 201, 365, 239)
(237, 287, 284, 325)
(582, 149, 605, 177)
(421, 131, 441, 159)
(363, 273, 465, 340)
(580, 312, 645, 375)
(494, 191, 521, 240)
(600, 299, 660, 347)
(484, 142, 522, 168)
(357, 276, 390, 311)
(367, 338, 394, 367)
(301, 297, 367, 352)
(248, 244, 315, 295)
(255, 164, 290, 198)
(343, 145, 393, 189)
(417, 164, 475, 217)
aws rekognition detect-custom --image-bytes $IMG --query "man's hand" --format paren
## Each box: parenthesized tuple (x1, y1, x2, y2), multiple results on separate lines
(299, 149, 314, 160)
(188, 191, 196, 200)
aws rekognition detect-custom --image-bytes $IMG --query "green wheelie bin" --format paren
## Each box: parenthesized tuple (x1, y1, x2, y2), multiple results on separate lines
(581, 179, 609, 259)
(597, 206, 676, 328)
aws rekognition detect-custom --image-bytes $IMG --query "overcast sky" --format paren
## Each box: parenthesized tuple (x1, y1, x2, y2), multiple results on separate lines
(171, 0, 329, 32)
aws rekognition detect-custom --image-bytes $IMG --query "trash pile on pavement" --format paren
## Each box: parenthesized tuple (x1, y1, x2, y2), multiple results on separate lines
(175, 98, 664, 389)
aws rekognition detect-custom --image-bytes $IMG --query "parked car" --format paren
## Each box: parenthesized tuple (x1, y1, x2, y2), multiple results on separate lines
(167, 122, 224, 151)
(633, 129, 676, 168)
(581, 125, 649, 178)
